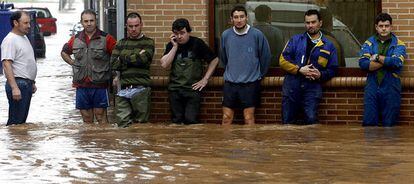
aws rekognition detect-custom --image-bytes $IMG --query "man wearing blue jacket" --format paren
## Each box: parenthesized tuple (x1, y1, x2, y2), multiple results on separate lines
(359, 13, 406, 126)
(220, 5, 271, 125)
(280, 9, 338, 124)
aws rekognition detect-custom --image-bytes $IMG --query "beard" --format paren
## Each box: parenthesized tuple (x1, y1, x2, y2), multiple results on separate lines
(307, 29, 319, 36)
(85, 27, 96, 34)
(235, 24, 247, 31)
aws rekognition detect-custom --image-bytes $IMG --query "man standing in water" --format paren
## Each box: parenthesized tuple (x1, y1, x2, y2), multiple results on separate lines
(160, 18, 219, 124)
(280, 9, 338, 124)
(1, 11, 37, 126)
(111, 12, 154, 127)
(61, 9, 117, 124)
(220, 5, 271, 125)
(359, 13, 406, 126)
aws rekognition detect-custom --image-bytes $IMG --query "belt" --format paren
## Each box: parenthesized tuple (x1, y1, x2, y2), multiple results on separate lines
(15, 77, 35, 84)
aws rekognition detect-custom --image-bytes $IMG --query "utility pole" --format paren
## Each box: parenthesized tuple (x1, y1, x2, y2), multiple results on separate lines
(117, 0, 125, 39)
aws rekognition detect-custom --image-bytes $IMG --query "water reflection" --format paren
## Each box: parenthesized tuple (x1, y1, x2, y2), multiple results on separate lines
(1, 124, 414, 183)
(364, 127, 402, 142)
(1, 1, 414, 183)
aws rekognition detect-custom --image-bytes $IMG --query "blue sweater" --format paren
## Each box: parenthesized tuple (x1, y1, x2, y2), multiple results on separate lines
(220, 26, 271, 83)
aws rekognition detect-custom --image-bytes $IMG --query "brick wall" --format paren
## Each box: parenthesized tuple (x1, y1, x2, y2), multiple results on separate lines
(383, 0, 414, 76)
(127, 0, 414, 125)
(127, 0, 209, 76)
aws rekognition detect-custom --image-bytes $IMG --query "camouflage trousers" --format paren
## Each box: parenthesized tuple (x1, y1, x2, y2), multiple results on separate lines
(115, 87, 151, 127)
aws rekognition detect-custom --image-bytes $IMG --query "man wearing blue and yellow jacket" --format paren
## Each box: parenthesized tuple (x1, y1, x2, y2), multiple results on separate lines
(280, 9, 338, 124)
(359, 13, 406, 126)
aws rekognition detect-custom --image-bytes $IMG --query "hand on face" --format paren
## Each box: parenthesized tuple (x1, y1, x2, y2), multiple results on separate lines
(169, 34, 178, 47)
(171, 28, 190, 45)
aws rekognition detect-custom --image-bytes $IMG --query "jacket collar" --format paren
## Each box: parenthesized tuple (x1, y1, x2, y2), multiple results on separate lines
(77, 29, 103, 42)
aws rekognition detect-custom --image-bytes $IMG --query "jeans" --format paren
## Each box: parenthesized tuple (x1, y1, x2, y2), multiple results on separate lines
(5, 78, 34, 125)
(282, 83, 322, 125)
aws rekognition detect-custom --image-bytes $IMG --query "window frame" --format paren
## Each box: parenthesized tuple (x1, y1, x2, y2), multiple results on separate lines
(208, 0, 382, 77)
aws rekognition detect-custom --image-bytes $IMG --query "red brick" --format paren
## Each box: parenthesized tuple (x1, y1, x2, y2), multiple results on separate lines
(337, 116, 358, 121)
(133, 1, 414, 125)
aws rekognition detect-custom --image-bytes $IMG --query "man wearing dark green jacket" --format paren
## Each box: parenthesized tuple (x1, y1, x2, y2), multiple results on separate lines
(160, 18, 219, 124)
(110, 12, 154, 127)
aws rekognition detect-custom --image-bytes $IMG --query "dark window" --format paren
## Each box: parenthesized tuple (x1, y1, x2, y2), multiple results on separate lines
(212, 0, 381, 72)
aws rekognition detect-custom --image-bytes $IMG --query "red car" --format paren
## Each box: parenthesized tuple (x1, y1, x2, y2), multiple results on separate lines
(20, 7, 57, 36)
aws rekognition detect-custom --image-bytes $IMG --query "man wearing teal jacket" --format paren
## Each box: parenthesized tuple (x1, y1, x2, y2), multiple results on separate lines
(359, 13, 406, 126)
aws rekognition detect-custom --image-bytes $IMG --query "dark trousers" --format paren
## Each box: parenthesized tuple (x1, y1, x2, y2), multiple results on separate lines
(282, 84, 322, 125)
(168, 90, 200, 124)
(5, 78, 33, 126)
(363, 84, 401, 127)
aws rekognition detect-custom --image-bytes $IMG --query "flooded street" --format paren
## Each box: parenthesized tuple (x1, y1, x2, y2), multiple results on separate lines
(1, 124, 414, 183)
(0, 1, 83, 123)
(1, 1, 414, 184)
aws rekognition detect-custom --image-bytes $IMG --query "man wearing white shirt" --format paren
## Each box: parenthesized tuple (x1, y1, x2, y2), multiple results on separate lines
(1, 11, 37, 126)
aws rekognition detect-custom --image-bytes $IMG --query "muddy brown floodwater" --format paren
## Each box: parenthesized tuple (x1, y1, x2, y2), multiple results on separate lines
(1, 1, 414, 183)
(1, 123, 414, 183)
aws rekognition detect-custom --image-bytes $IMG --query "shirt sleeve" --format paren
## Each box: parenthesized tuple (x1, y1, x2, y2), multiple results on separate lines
(62, 36, 75, 55)
(259, 32, 271, 77)
(383, 40, 406, 70)
(219, 34, 228, 66)
(280, 38, 300, 74)
(163, 43, 173, 56)
(358, 40, 373, 71)
(110, 40, 122, 71)
(319, 44, 338, 82)
(1, 37, 16, 62)
(106, 34, 117, 54)
(196, 38, 217, 63)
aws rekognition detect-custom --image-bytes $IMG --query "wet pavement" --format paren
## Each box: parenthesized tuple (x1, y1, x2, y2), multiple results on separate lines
(1, 1, 414, 184)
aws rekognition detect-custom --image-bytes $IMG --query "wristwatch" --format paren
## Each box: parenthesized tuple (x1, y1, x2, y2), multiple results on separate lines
(375, 54, 380, 62)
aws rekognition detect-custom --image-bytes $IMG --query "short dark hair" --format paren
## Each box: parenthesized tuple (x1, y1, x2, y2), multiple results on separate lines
(127, 12, 142, 21)
(375, 13, 392, 25)
(231, 5, 247, 17)
(304, 9, 321, 21)
(81, 9, 96, 21)
(172, 18, 192, 33)
(10, 11, 28, 28)
(255, 5, 271, 22)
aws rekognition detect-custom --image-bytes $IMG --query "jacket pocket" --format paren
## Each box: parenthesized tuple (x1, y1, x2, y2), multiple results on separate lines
(317, 56, 328, 68)
(91, 48, 105, 60)
(72, 65, 87, 82)
(91, 61, 110, 83)
(317, 49, 330, 68)
(72, 48, 84, 61)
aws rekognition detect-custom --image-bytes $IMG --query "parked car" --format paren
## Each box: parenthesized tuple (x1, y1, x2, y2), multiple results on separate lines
(245, 2, 361, 67)
(1, 4, 45, 60)
(19, 7, 56, 36)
